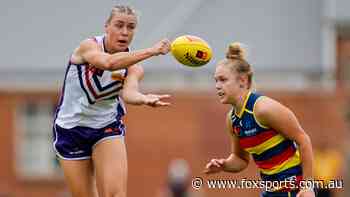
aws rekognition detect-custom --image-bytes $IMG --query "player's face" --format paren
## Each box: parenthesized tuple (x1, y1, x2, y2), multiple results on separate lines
(105, 13, 137, 52)
(214, 64, 241, 104)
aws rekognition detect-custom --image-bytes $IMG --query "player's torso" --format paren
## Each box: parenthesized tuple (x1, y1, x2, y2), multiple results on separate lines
(55, 35, 127, 129)
(230, 92, 302, 184)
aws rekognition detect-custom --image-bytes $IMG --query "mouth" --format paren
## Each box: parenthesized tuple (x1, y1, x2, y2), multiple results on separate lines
(217, 91, 225, 97)
(117, 40, 128, 45)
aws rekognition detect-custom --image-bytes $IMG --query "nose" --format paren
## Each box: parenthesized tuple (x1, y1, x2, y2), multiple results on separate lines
(120, 26, 128, 35)
(215, 82, 221, 90)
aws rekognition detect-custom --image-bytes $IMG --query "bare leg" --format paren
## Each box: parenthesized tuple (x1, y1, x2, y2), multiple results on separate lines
(59, 159, 98, 197)
(92, 138, 127, 197)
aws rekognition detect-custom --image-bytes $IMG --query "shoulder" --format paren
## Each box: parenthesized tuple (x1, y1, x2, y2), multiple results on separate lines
(78, 38, 100, 51)
(71, 38, 100, 64)
(254, 96, 289, 120)
(73, 38, 101, 55)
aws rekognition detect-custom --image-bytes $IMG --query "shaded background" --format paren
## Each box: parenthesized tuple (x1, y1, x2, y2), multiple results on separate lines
(0, 0, 349, 196)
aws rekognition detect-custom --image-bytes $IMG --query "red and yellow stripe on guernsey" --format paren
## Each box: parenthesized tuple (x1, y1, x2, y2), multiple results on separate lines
(255, 146, 296, 169)
(239, 130, 284, 154)
(239, 130, 301, 175)
(259, 151, 300, 175)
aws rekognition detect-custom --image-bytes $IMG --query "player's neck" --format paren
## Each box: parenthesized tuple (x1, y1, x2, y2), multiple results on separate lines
(233, 90, 250, 115)
(103, 39, 114, 54)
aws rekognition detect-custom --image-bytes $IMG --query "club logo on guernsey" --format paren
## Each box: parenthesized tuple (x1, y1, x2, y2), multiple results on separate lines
(244, 128, 258, 136)
(242, 119, 257, 136)
(233, 126, 240, 134)
(233, 123, 257, 136)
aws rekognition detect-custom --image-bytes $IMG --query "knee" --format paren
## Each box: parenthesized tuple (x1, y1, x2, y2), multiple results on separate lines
(101, 191, 126, 197)
(99, 186, 126, 197)
(112, 191, 126, 197)
(71, 190, 96, 197)
(111, 190, 126, 197)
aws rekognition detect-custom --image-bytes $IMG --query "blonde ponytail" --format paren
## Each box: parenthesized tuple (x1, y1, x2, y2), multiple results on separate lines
(226, 42, 246, 60)
(223, 42, 253, 89)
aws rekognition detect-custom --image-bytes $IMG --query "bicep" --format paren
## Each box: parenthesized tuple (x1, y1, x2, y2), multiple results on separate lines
(256, 98, 308, 144)
(76, 39, 111, 69)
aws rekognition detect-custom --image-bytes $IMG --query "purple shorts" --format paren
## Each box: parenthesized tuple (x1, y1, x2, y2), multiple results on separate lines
(53, 121, 125, 160)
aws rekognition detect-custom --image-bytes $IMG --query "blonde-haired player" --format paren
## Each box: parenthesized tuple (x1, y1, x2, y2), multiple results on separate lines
(53, 5, 171, 197)
(205, 43, 315, 197)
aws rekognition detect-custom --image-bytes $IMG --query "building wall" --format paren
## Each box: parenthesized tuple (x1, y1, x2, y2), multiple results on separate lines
(333, 0, 350, 22)
(0, 90, 347, 197)
(337, 37, 350, 89)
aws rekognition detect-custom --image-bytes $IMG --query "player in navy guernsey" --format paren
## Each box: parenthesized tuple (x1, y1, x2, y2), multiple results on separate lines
(53, 5, 171, 197)
(204, 43, 315, 197)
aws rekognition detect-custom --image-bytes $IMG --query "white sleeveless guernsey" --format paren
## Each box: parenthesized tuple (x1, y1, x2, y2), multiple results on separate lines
(54, 35, 127, 129)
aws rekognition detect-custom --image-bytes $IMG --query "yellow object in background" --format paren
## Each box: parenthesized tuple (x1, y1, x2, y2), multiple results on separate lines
(171, 35, 212, 67)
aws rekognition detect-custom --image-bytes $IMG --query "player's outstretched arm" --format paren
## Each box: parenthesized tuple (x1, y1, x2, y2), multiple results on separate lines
(71, 38, 171, 71)
(121, 65, 171, 107)
(204, 112, 250, 174)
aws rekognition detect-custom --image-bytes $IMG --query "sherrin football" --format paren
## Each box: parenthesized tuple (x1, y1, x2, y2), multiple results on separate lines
(171, 35, 212, 67)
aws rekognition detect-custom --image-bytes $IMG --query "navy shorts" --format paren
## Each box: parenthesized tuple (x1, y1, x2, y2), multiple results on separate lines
(53, 121, 125, 160)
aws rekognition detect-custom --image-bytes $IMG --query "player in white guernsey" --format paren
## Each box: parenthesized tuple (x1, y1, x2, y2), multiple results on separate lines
(53, 5, 171, 197)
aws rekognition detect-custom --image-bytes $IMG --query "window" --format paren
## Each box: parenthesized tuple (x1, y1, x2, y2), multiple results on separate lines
(15, 100, 62, 179)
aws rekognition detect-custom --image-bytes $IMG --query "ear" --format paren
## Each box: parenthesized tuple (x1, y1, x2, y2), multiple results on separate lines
(238, 74, 248, 87)
(104, 23, 108, 34)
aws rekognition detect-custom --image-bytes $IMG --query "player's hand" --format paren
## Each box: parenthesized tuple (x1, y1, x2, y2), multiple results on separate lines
(296, 189, 315, 197)
(151, 39, 171, 55)
(204, 158, 226, 174)
(143, 94, 171, 107)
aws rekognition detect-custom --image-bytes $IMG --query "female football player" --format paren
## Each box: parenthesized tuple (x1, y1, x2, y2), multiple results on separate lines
(204, 43, 315, 197)
(53, 5, 171, 197)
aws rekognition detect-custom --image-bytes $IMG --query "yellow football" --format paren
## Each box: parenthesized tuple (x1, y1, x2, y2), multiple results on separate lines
(171, 35, 212, 67)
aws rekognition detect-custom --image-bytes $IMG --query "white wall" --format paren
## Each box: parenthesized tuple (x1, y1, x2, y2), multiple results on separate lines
(0, 0, 338, 89)
(333, 0, 350, 22)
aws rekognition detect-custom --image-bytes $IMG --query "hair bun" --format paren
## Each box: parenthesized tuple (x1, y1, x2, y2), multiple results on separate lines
(226, 42, 246, 60)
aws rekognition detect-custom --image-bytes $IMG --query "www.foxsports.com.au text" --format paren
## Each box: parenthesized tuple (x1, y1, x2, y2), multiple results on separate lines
(191, 177, 344, 191)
